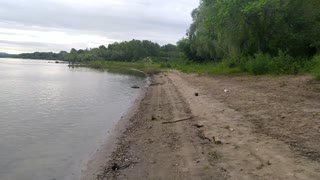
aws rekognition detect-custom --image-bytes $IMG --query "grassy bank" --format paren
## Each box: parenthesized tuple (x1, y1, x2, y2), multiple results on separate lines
(311, 56, 320, 80)
(81, 54, 320, 80)
(83, 60, 245, 76)
(82, 61, 163, 75)
(173, 54, 320, 79)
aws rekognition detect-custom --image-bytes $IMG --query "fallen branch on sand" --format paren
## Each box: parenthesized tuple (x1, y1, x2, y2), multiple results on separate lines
(162, 117, 193, 124)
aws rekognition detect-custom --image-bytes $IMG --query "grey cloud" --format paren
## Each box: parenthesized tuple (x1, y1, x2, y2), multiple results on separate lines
(0, 40, 79, 52)
(0, 0, 199, 52)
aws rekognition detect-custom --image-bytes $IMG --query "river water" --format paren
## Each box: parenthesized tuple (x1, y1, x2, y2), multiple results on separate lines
(0, 58, 146, 180)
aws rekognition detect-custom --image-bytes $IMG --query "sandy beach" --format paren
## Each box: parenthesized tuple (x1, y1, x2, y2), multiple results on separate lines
(83, 71, 320, 180)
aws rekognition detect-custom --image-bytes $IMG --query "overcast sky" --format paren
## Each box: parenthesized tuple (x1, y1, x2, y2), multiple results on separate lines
(0, 0, 199, 54)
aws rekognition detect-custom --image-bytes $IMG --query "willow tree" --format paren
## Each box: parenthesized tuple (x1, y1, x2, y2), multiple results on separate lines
(185, 0, 320, 62)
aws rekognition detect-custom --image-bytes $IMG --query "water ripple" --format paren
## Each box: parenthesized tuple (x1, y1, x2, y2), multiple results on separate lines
(0, 58, 146, 180)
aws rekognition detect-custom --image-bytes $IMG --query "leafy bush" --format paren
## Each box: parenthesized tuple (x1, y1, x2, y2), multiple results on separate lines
(244, 54, 271, 75)
(160, 63, 172, 68)
(270, 51, 303, 75)
(311, 55, 320, 80)
(313, 66, 320, 80)
(239, 52, 305, 75)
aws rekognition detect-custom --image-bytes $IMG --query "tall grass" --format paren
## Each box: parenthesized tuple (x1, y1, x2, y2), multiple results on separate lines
(172, 61, 243, 75)
(83, 61, 163, 75)
(80, 53, 320, 80)
(167, 52, 308, 76)
(310, 55, 320, 80)
(238, 52, 306, 75)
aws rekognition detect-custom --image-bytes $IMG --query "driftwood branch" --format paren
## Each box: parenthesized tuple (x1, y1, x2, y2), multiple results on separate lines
(162, 117, 193, 124)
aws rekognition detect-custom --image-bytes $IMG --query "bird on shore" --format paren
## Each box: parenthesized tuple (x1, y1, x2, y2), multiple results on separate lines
(224, 88, 230, 93)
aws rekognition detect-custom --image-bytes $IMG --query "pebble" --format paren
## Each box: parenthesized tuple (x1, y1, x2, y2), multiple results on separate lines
(150, 160, 157, 164)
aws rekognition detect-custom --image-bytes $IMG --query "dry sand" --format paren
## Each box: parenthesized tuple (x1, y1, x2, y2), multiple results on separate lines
(83, 71, 320, 180)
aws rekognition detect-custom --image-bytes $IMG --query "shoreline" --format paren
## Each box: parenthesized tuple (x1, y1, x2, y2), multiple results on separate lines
(80, 74, 151, 180)
(84, 71, 320, 180)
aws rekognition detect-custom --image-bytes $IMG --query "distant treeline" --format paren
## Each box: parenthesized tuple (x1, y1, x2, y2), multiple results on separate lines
(64, 39, 182, 63)
(0, 52, 16, 58)
(17, 51, 68, 60)
(4, 39, 182, 62)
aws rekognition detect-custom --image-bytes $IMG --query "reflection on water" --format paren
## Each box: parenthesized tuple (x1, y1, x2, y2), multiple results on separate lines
(0, 58, 146, 180)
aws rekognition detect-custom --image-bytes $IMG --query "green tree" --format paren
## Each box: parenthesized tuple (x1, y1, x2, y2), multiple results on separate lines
(184, 0, 320, 62)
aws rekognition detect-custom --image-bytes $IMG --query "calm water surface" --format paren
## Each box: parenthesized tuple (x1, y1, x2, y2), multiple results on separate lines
(0, 58, 146, 180)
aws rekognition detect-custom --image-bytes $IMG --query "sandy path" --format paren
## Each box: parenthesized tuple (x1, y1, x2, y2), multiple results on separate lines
(94, 71, 320, 180)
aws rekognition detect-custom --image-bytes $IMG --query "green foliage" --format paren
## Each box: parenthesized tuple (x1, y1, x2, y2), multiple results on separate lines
(17, 51, 67, 60)
(244, 54, 271, 75)
(0, 52, 16, 58)
(231, 52, 308, 75)
(169, 52, 313, 76)
(160, 63, 172, 68)
(177, 38, 197, 60)
(82, 61, 164, 75)
(313, 66, 320, 81)
(240, 53, 300, 75)
(63, 39, 183, 63)
(184, 0, 320, 61)
(178, 0, 320, 79)
(171, 61, 242, 75)
(310, 56, 320, 80)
